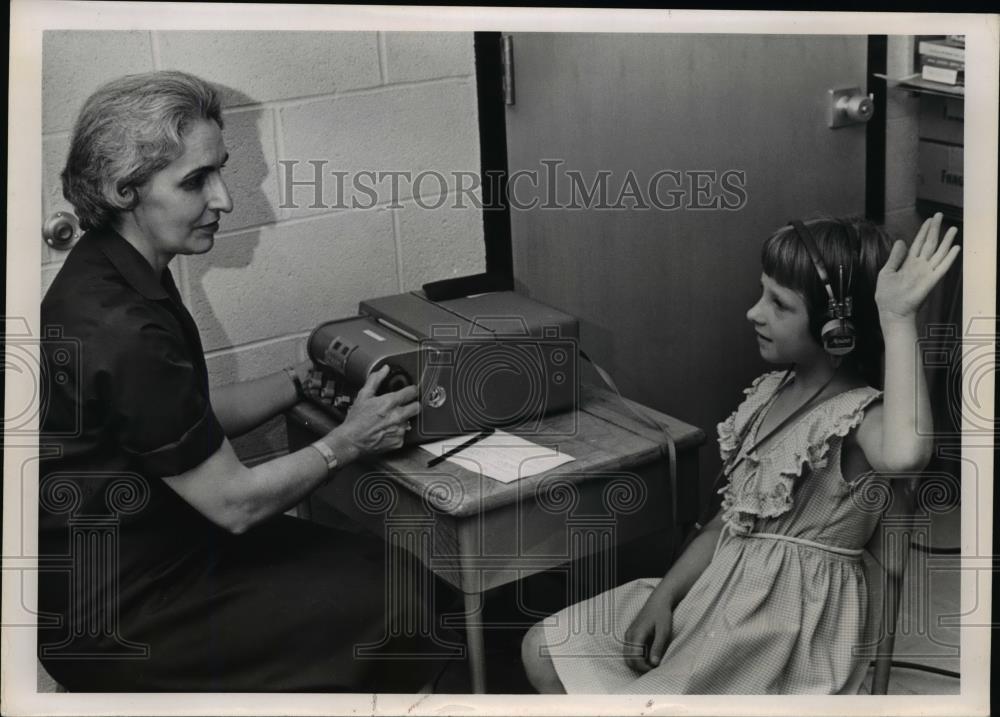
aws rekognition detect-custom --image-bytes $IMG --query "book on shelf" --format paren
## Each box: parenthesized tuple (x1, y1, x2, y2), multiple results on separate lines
(918, 39, 966, 63)
(920, 54, 965, 86)
(920, 55, 965, 71)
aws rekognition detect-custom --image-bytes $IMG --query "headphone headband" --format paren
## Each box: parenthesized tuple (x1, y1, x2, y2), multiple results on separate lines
(789, 220, 836, 304)
(787, 218, 856, 357)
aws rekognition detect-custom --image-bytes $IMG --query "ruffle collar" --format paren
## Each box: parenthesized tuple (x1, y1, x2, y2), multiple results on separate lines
(716, 371, 882, 534)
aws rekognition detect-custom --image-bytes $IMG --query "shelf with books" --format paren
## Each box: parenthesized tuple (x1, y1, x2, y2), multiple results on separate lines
(878, 35, 966, 100)
(903, 36, 965, 219)
(876, 73, 964, 99)
(915, 35, 964, 95)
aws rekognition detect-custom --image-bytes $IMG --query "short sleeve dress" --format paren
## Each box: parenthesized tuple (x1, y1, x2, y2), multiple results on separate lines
(38, 228, 446, 692)
(542, 371, 886, 694)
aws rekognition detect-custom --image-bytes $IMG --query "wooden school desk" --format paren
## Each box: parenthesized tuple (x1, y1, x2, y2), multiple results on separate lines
(285, 384, 705, 693)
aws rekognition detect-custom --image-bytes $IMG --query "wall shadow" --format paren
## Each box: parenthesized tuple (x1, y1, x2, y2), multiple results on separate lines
(183, 83, 275, 385)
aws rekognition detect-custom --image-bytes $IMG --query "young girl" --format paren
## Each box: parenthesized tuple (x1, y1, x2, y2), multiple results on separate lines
(521, 213, 960, 694)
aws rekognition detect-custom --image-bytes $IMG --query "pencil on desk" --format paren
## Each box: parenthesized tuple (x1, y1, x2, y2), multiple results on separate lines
(426, 428, 496, 468)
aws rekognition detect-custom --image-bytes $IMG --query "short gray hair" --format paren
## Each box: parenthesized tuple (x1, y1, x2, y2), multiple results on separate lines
(61, 71, 224, 230)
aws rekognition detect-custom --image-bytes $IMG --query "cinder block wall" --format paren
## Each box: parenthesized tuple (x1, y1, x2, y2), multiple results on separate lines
(42, 31, 485, 465)
(884, 35, 923, 241)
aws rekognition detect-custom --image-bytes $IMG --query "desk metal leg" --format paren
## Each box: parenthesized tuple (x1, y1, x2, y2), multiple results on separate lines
(463, 590, 487, 693)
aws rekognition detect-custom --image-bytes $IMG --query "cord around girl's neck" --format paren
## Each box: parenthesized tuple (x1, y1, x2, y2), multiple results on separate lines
(790, 354, 861, 396)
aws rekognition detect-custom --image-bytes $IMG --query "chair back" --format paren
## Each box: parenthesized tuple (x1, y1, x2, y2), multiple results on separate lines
(861, 474, 920, 695)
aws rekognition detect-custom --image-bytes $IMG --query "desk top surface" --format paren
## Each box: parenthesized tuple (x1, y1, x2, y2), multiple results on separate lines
(288, 384, 705, 518)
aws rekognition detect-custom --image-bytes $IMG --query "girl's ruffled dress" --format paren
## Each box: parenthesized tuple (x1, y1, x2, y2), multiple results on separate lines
(543, 371, 887, 694)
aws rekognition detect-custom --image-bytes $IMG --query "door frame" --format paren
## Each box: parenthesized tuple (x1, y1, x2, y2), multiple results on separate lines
(473, 31, 514, 281)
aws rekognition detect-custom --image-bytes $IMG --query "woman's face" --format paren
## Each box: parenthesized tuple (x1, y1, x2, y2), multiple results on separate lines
(125, 119, 232, 266)
(746, 273, 823, 365)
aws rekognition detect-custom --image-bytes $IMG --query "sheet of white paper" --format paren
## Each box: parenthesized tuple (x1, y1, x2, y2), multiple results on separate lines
(419, 430, 575, 483)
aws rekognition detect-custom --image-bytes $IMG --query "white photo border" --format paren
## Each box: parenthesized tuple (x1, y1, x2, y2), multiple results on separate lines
(5, 3, 996, 716)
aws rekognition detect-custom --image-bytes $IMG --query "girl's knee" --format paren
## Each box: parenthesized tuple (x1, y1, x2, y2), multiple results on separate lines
(521, 622, 563, 693)
(521, 622, 545, 668)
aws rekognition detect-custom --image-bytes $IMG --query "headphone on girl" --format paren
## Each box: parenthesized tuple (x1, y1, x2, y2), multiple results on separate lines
(788, 219, 857, 356)
(685, 219, 862, 548)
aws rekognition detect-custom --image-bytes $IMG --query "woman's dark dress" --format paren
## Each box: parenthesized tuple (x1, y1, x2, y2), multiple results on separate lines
(38, 228, 445, 692)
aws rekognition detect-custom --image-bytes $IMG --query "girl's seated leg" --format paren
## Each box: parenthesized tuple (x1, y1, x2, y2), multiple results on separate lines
(521, 621, 566, 694)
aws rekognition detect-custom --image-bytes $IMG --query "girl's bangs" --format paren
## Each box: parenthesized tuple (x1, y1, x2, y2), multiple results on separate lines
(761, 226, 817, 296)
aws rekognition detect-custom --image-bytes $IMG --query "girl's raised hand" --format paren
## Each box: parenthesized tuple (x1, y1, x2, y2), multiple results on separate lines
(875, 213, 961, 322)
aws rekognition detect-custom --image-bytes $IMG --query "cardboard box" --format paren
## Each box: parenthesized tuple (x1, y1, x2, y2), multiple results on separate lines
(918, 95, 965, 145)
(917, 141, 963, 208)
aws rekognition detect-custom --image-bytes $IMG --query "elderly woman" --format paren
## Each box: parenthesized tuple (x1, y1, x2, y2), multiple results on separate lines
(39, 71, 440, 692)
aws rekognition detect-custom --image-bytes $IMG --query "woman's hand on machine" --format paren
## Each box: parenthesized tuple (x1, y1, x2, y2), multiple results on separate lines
(337, 365, 421, 456)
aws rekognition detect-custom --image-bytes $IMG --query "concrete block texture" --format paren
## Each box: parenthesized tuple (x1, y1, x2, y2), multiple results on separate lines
(42, 134, 72, 220)
(279, 80, 480, 217)
(41, 29, 486, 424)
(396, 199, 486, 291)
(885, 36, 919, 121)
(885, 114, 919, 213)
(886, 35, 916, 79)
(205, 334, 305, 389)
(156, 31, 380, 107)
(185, 209, 398, 352)
(42, 31, 155, 133)
(383, 32, 475, 84)
(887, 86, 919, 123)
(219, 107, 280, 232)
(41, 133, 74, 266)
(884, 207, 924, 245)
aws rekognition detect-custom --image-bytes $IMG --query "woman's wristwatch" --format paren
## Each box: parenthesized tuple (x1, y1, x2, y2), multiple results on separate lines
(310, 439, 339, 472)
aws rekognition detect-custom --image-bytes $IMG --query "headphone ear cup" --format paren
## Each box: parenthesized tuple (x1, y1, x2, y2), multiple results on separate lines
(821, 319, 856, 356)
